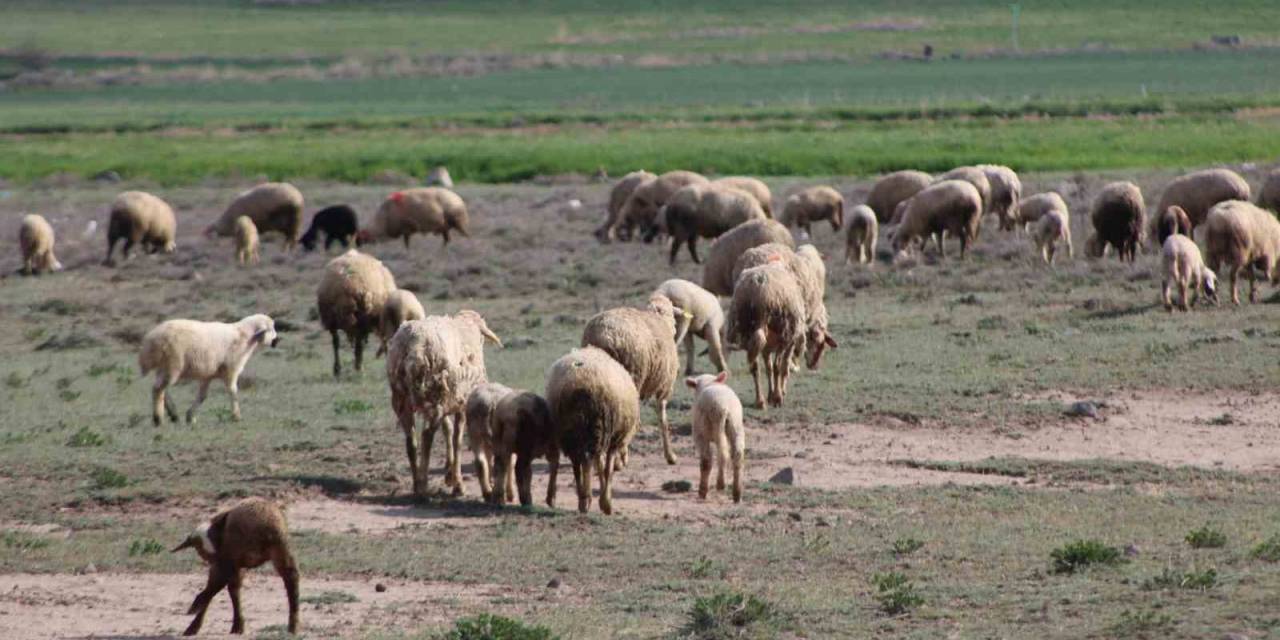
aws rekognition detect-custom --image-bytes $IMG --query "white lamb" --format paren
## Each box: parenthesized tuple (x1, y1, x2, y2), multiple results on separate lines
(684, 372, 745, 503)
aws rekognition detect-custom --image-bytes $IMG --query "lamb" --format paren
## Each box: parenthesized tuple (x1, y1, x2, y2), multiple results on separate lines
(138, 314, 279, 426)
(728, 262, 807, 409)
(844, 204, 878, 265)
(1161, 234, 1218, 311)
(684, 372, 745, 502)
(207, 183, 304, 252)
(1202, 200, 1280, 305)
(18, 214, 62, 275)
(362, 188, 470, 248)
(386, 310, 502, 497)
(1018, 192, 1068, 230)
(234, 216, 260, 266)
(701, 219, 795, 296)
(620, 170, 708, 241)
(1155, 168, 1251, 230)
(731, 243, 838, 370)
(937, 166, 993, 219)
(663, 182, 766, 264)
(1258, 169, 1280, 213)
(976, 164, 1022, 231)
(581, 294, 690, 465)
(1151, 205, 1193, 248)
(890, 180, 984, 259)
(1087, 181, 1146, 262)
(866, 170, 932, 222)
(654, 278, 729, 375)
(781, 186, 844, 235)
(299, 205, 359, 252)
(490, 390, 560, 507)
(427, 165, 454, 188)
(1032, 208, 1072, 265)
(105, 190, 177, 265)
(712, 176, 773, 217)
(545, 346, 640, 515)
(376, 289, 426, 357)
(316, 250, 397, 378)
(171, 497, 299, 636)
(464, 382, 515, 503)
(594, 170, 655, 243)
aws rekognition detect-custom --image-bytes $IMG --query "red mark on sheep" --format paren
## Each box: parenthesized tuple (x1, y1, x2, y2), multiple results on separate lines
(390, 191, 405, 203)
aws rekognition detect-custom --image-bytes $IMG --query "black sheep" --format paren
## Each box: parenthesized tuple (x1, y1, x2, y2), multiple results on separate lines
(299, 205, 359, 251)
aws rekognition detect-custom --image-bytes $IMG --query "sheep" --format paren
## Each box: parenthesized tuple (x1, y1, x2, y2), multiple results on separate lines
(386, 310, 502, 497)
(701, 219, 795, 296)
(207, 183, 304, 252)
(464, 382, 515, 503)
(654, 278, 728, 375)
(1202, 200, 1280, 305)
(844, 204, 878, 265)
(545, 346, 640, 515)
(781, 186, 844, 236)
(362, 188, 470, 248)
(712, 176, 773, 217)
(594, 170, 655, 243)
(1018, 192, 1068, 230)
(18, 214, 62, 275)
(581, 294, 690, 466)
(1032, 208, 1073, 265)
(1155, 168, 1251, 231)
(171, 497, 299, 636)
(1258, 169, 1280, 213)
(427, 165, 454, 188)
(976, 164, 1022, 231)
(1088, 181, 1146, 262)
(316, 250, 397, 378)
(1161, 234, 1218, 311)
(138, 314, 279, 426)
(105, 190, 177, 266)
(866, 170, 932, 222)
(490, 390, 559, 507)
(620, 170, 708, 241)
(234, 216, 260, 266)
(1151, 205, 1193, 248)
(937, 166, 992, 219)
(376, 289, 426, 357)
(663, 182, 766, 265)
(728, 262, 807, 409)
(299, 205, 359, 252)
(684, 371, 745, 502)
(890, 180, 984, 259)
(731, 243, 838, 370)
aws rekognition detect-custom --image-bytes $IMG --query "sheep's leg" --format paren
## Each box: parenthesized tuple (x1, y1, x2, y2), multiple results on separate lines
(1229, 266, 1242, 306)
(716, 430, 729, 491)
(398, 408, 424, 497)
(447, 413, 464, 495)
(504, 458, 516, 503)
(515, 453, 534, 507)
(696, 435, 713, 500)
(490, 452, 509, 505)
(227, 568, 246, 634)
(545, 448, 560, 508)
(164, 391, 179, 424)
(226, 378, 241, 422)
(184, 565, 231, 636)
(684, 331, 696, 375)
(419, 419, 439, 496)
(330, 331, 342, 378)
(104, 236, 118, 266)
(707, 327, 729, 374)
(1162, 279, 1174, 312)
(747, 333, 765, 409)
(731, 439, 744, 504)
(122, 238, 135, 261)
(272, 550, 301, 635)
(1179, 281, 1191, 312)
(764, 351, 781, 407)
(152, 375, 172, 427)
(353, 332, 365, 373)
(473, 447, 493, 502)
(1249, 267, 1259, 304)
(574, 456, 593, 514)
(598, 453, 616, 515)
(688, 236, 701, 264)
(655, 398, 678, 465)
(186, 380, 211, 425)
(402, 234, 411, 249)
(668, 235, 682, 265)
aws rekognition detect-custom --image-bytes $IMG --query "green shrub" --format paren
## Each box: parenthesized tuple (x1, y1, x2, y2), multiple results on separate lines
(2, 530, 51, 551)
(683, 591, 780, 640)
(440, 613, 556, 640)
(91, 466, 128, 489)
(1251, 534, 1280, 561)
(892, 538, 925, 556)
(67, 426, 107, 448)
(1050, 539, 1124, 574)
(1185, 525, 1227, 549)
(128, 538, 164, 556)
(872, 572, 924, 615)
(1143, 566, 1217, 591)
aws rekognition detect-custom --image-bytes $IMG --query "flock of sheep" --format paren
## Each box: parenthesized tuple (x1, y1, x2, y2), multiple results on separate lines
(12, 162, 1280, 636)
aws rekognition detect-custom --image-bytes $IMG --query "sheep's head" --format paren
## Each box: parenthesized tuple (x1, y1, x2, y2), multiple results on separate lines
(447, 207, 470, 238)
(804, 325, 838, 370)
(830, 200, 845, 230)
(649, 294, 691, 344)
(242, 314, 279, 348)
(684, 371, 728, 393)
(1201, 267, 1220, 305)
(1084, 232, 1104, 258)
(458, 310, 502, 347)
(172, 520, 219, 564)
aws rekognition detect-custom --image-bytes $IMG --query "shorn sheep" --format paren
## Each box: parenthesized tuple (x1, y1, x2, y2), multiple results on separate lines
(1032, 207, 1072, 265)
(19, 214, 62, 275)
(1018, 192, 1068, 230)
(1202, 200, 1280, 305)
(364, 188, 470, 248)
(621, 170, 708, 241)
(234, 216, 260, 266)
(208, 183, 304, 252)
(1259, 169, 1280, 213)
(316, 250, 397, 378)
(654, 278, 729, 375)
(890, 180, 983, 259)
(386, 310, 502, 497)
(139, 314, 279, 426)
(1151, 205, 1193, 248)
(728, 262, 807, 409)
(684, 371, 745, 502)
(376, 289, 426, 357)
(595, 169, 656, 243)
(581, 294, 690, 465)
(1087, 181, 1146, 262)
(663, 182, 766, 265)
(490, 390, 559, 507)
(171, 497, 299, 636)
(844, 204, 878, 265)
(1162, 234, 1218, 311)
(1155, 168, 1251, 231)
(781, 186, 844, 236)
(546, 346, 640, 515)
(866, 170, 932, 223)
(464, 382, 515, 503)
(701, 219, 795, 296)
(712, 176, 773, 217)
(105, 190, 177, 265)
(299, 205, 359, 252)
(976, 164, 1022, 231)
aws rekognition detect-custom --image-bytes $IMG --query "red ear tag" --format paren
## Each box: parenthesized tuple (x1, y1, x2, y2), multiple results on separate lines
(390, 191, 405, 203)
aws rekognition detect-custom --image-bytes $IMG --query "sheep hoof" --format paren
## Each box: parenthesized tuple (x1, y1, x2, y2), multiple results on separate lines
(664, 454, 678, 466)
(186, 415, 197, 426)
(451, 486, 463, 498)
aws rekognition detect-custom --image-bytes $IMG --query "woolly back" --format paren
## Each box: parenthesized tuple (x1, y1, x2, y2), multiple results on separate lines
(317, 250, 397, 332)
(1157, 169, 1251, 225)
(938, 166, 992, 212)
(867, 170, 932, 221)
(713, 177, 772, 215)
(220, 183, 303, 234)
(702, 219, 795, 296)
(386, 316, 491, 418)
(581, 305, 678, 400)
(609, 170, 656, 216)
(546, 347, 640, 460)
(728, 263, 806, 349)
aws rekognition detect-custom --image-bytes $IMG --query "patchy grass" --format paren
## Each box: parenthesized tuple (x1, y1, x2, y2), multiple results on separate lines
(871, 572, 924, 616)
(682, 591, 781, 640)
(1050, 540, 1125, 574)
(440, 613, 556, 640)
(1185, 525, 1228, 550)
(889, 457, 1252, 486)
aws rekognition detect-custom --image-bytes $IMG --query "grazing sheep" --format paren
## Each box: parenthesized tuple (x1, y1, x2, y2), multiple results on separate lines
(464, 382, 515, 503)
(207, 183, 304, 252)
(581, 294, 690, 465)
(363, 188, 470, 248)
(545, 346, 640, 515)
(731, 243, 838, 370)
(1258, 169, 1280, 213)
(937, 166, 993, 218)
(976, 164, 1023, 231)
(781, 186, 844, 235)
(376, 289, 426, 357)
(316, 250, 397, 378)
(1162, 234, 1218, 311)
(299, 205, 359, 252)
(1032, 208, 1073, 265)
(490, 390, 559, 507)
(386, 311, 502, 497)
(171, 497, 299, 636)
(138, 314, 279, 426)
(1202, 200, 1280, 305)
(105, 190, 177, 265)
(1088, 181, 1146, 262)
(712, 176, 773, 217)
(234, 216, 260, 266)
(701, 219, 795, 296)
(890, 180, 984, 259)
(654, 278, 729, 375)
(844, 204, 878, 265)
(18, 214, 62, 275)
(594, 170, 656, 243)
(1151, 205, 1193, 248)
(684, 371, 745, 502)
(1018, 192, 1068, 230)
(1156, 168, 1251, 230)
(866, 170, 932, 222)
(621, 170, 708, 241)
(427, 165, 454, 188)
(728, 262, 806, 409)
(664, 182, 767, 265)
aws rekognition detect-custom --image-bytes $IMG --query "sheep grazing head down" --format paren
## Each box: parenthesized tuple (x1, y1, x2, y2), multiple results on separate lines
(648, 293, 692, 344)
(1201, 267, 1220, 304)
(171, 521, 219, 564)
(804, 327, 838, 370)
(457, 309, 503, 347)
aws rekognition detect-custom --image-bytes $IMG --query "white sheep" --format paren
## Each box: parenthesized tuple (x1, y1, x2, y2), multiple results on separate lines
(728, 262, 807, 409)
(1161, 234, 1218, 311)
(363, 187, 470, 248)
(376, 289, 426, 357)
(976, 164, 1023, 231)
(1202, 200, 1280, 305)
(316, 249, 397, 377)
(1156, 168, 1251, 231)
(1018, 192, 1067, 230)
(427, 165, 454, 188)
(18, 214, 62, 275)
(701, 219, 795, 296)
(464, 381, 515, 503)
(620, 170, 709, 241)
(1031, 207, 1073, 265)
(595, 169, 656, 243)
(1259, 168, 1280, 213)
(937, 166, 993, 219)
(731, 243, 838, 370)
(866, 170, 932, 222)
(654, 278, 728, 375)
(712, 176, 773, 217)
(891, 180, 984, 259)
(663, 182, 766, 264)
(844, 204, 878, 265)
(781, 185, 844, 236)
(105, 190, 177, 265)
(234, 216, 260, 266)
(684, 371, 745, 502)
(208, 183, 304, 252)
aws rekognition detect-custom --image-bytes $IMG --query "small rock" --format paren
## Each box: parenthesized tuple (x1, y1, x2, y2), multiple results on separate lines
(814, 516, 831, 527)
(1124, 544, 1140, 558)
(92, 170, 122, 184)
(546, 577, 561, 589)
(787, 512, 802, 522)
(375, 583, 387, 593)
(1064, 401, 1099, 419)
(769, 467, 796, 485)
(82, 563, 97, 575)
(567, 199, 582, 210)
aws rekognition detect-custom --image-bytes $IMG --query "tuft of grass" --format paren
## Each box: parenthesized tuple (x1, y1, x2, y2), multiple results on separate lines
(1185, 525, 1227, 549)
(90, 466, 129, 490)
(1143, 566, 1217, 591)
(1110, 609, 1175, 635)
(687, 556, 725, 580)
(300, 590, 358, 605)
(1251, 534, 1280, 562)
(2, 530, 51, 551)
(440, 613, 556, 640)
(66, 426, 108, 448)
(128, 538, 164, 557)
(333, 398, 374, 415)
(892, 538, 925, 556)
(872, 572, 924, 616)
(683, 591, 780, 640)
(1050, 540, 1124, 574)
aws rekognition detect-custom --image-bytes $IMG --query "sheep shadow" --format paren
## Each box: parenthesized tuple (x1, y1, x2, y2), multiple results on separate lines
(261, 473, 364, 496)
(1080, 300, 1160, 320)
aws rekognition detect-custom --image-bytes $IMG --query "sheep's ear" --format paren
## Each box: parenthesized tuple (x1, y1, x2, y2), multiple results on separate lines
(714, 371, 728, 384)
(823, 334, 839, 349)
(685, 377, 698, 389)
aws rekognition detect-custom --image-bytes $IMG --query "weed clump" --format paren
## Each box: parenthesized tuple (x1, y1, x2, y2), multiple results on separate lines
(683, 591, 780, 639)
(440, 613, 556, 640)
(872, 572, 923, 615)
(1050, 539, 1124, 574)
